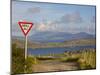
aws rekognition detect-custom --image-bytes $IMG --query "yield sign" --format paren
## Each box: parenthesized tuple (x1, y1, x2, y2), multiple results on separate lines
(18, 21, 33, 36)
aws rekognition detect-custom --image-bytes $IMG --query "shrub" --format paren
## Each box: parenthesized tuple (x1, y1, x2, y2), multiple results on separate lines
(78, 49, 96, 69)
(12, 43, 39, 74)
(25, 56, 38, 73)
(12, 43, 25, 74)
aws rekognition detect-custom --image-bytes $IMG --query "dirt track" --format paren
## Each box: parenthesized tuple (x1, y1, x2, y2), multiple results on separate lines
(32, 60, 79, 72)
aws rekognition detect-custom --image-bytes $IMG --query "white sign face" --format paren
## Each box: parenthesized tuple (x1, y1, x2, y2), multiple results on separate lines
(21, 24, 31, 33)
(18, 21, 33, 36)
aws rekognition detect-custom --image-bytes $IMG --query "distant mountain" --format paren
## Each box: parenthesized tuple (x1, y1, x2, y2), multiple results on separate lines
(29, 31, 95, 43)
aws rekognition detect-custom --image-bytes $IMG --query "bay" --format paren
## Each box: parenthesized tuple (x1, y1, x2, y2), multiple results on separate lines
(28, 45, 95, 56)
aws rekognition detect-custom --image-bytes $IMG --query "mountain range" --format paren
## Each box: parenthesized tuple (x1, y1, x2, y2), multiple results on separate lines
(28, 31, 95, 43)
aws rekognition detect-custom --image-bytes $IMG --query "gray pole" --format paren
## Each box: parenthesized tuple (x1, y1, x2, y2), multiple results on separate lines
(25, 35, 27, 59)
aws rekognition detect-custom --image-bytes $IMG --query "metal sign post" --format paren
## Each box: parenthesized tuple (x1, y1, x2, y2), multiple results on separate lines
(25, 35, 27, 59)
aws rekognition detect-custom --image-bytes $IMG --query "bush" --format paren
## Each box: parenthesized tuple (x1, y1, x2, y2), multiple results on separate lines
(78, 50, 96, 69)
(25, 56, 38, 73)
(12, 43, 25, 74)
(12, 43, 39, 74)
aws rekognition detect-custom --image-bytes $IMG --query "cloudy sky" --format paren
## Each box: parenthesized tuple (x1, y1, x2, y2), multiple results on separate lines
(12, 1, 96, 36)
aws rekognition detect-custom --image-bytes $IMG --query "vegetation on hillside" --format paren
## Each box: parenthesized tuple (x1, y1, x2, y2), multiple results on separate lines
(11, 43, 39, 74)
(61, 48, 96, 69)
(12, 43, 25, 74)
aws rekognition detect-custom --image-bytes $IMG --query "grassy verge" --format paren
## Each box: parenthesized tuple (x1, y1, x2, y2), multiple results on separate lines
(61, 48, 96, 69)
(12, 43, 39, 74)
(78, 49, 96, 69)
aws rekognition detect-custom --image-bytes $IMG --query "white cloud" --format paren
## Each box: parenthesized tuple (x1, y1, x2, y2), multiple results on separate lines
(37, 23, 47, 31)
(35, 21, 57, 32)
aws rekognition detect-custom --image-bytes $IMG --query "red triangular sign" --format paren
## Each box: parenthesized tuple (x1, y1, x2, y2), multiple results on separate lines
(18, 21, 33, 36)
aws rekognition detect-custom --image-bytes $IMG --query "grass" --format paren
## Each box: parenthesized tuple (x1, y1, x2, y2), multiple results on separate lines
(78, 49, 96, 69)
(12, 43, 39, 74)
(25, 56, 39, 73)
(62, 48, 96, 69)
(12, 44, 25, 74)
(12, 43, 96, 74)
(33, 48, 96, 70)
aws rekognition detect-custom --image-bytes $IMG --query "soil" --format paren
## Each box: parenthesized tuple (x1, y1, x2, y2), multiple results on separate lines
(32, 60, 79, 72)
